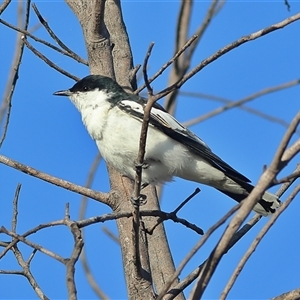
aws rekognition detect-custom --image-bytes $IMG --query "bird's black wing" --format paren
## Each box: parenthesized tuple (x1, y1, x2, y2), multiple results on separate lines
(117, 98, 251, 183)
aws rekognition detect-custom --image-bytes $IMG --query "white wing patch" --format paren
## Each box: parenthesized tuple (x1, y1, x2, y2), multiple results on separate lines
(119, 100, 210, 150)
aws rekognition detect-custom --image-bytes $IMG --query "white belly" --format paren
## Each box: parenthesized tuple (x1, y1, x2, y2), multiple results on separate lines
(94, 108, 191, 184)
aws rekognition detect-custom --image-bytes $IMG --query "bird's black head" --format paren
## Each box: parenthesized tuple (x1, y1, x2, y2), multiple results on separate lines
(70, 75, 125, 95)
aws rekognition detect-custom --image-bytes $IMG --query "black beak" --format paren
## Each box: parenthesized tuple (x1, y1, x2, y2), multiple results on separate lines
(53, 90, 72, 96)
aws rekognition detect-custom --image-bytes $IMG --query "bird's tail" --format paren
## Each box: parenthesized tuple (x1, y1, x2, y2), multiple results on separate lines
(217, 181, 281, 216)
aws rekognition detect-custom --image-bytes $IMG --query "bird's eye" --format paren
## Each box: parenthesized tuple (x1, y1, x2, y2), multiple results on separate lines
(83, 86, 89, 91)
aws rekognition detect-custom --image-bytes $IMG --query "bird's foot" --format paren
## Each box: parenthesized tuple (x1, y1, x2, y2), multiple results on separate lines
(135, 161, 149, 169)
(130, 194, 147, 207)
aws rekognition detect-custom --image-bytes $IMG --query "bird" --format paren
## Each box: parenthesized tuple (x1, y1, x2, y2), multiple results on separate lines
(53, 75, 280, 216)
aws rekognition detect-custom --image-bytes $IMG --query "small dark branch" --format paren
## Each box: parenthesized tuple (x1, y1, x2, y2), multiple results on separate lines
(147, 188, 202, 235)
(274, 170, 300, 186)
(157, 204, 240, 300)
(173, 187, 201, 214)
(64, 205, 83, 300)
(0, 0, 30, 148)
(12, 245, 50, 300)
(12, 184, 22, 233)
(184, 79, 300, 125)
(31, 3, 87, 65)
(131, 42, 155, 275)
(22, 37, 80, 81)
(135, 36, 198, 94)
(0, 220, 65, 259)
(284, 0, 291, 11)
(220, 181, 300, 300)
(0, 154, 109, 204)
(156, 13, 300, 101)
(0, 227, 65, 263)
(0, 0, 11, 15)
(0, 17, 86, 63)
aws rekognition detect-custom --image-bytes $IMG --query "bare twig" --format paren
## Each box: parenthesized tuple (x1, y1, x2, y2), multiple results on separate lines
(157, 204, 240, 300)
(0, 0, 30, 148)
(188, 111, 300, 299)
(31, 3, 87, 65)
(1, 227, 65, 263)
(12, 184, 22, 233)
(272, 287, 300, 300)
(147, 188, 202, 235)
(220, 182, 300, 300)
(135, 35, 198, 94)
(165, 0, 222, 114)
(78, 153, 110, 300)
(12, 245, 50, 299)
(155, 13, 300, 102)
(131, 42, 155, 275)
(183, 79, 300, 125)
(0, 154, 109, 204)
(0, 0, 11, 15)
(22, 37, 80, 81)
(0, 17, 88, 64)
(64, 204, 83, 300)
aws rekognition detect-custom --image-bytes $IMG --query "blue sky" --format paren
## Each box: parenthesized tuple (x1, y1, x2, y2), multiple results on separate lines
(1, 1, 300, 299)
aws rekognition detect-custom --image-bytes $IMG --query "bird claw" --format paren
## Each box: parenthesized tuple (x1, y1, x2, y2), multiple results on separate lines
(135, 161, 149, 169)
(131, 194, 147, 207)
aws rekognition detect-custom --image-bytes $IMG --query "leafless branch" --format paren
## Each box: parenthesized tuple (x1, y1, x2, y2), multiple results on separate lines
(135, 35, 198, 95)
(12, 245, 50, 300)
(1, 227, 65, 263)
(188, 111, 300, 299)
(165, 0, 223, 114)
(156, 13, 300, 102)
(0, 17, 87, 64)
(272, 287, 300, 300)
(11, 183, 22, 232)
(0, 0, 30, 148)
(157, 204, 240, 300)
(64, 204, 83, 300)
(0, 154, 109, 204)
(78, 153, 110, 300)
(31, 3, 87, 65)
(22, 37, 80, 81)
(0, 0, 11, 15)
(220, 181, 300, 300)
(183, 79, 300, 125)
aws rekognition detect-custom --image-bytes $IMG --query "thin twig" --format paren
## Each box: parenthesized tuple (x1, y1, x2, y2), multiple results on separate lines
(0, 154, 109, 204)
(78, 153, 110, 300)
(183, 79, 300, 125)
(157, 204, 240, 300)
(31, 3, 87, 65)
(188, 111, 300, 299)
(135, 35, 198, 94)
(220, 182, 300, 300)
(0, 0, 30, 148)
(155, 13, 300, 102)
(147, 188, 202, 235)
(0, 17, 88, 64)
(12, 184, 22, 233)
(131, 42, 155, 275)
(22, 37, 80, 81)
(0, 0, 11, 15)
(64, 204, 83, 300)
